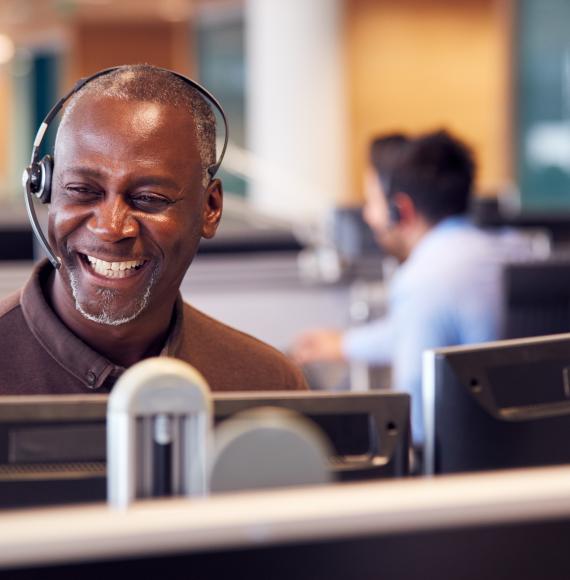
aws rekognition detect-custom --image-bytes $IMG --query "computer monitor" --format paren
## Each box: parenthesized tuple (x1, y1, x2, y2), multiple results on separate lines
(502, 257, 570, 339)
(330, 206, 384, 261)
(0, 391, 410, 509)
(423, 332, 570, 475)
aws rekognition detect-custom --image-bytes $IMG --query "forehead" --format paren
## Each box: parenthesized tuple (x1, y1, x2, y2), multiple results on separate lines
(55, 95, 201, 169)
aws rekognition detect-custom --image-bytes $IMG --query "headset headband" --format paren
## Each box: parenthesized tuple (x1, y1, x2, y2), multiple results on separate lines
(23, 65, 229, 269)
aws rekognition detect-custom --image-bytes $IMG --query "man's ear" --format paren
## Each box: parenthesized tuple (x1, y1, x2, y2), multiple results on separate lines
(201, 178, 223, 239)
(391, 192, 417, 226)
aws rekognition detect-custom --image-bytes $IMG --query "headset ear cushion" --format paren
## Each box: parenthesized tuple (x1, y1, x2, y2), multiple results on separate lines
(389, 200, 401, 224)
(36, 155, 53, 204)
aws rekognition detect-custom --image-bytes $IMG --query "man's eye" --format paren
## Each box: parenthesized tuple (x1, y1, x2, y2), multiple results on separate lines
(131, 194, 173, 210)
(65, 186, 101, 200)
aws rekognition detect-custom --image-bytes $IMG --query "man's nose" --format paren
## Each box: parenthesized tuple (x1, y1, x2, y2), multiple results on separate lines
(87, 195, 138, 242)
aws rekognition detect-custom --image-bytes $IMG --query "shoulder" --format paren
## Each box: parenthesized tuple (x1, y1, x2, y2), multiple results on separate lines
(179, 303, 308, 392)
(397, 224, 498, 289)
(184, 305, 265, 348)
(0, 290, 23, 320)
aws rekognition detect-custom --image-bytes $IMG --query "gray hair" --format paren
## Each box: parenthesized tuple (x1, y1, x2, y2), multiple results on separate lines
(58, 64, 217, 187)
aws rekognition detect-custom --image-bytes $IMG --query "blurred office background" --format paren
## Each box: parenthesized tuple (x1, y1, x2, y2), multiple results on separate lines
(0, 0, 568, 388)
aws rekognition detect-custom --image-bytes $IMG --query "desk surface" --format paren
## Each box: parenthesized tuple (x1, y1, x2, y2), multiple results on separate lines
(2, 464, 570, 570)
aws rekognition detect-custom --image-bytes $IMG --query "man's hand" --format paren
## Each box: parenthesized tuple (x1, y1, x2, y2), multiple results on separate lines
(291, 329, 346, 365)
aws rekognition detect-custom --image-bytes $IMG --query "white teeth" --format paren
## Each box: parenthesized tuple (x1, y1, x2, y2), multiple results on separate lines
(85, 255, 145, 278)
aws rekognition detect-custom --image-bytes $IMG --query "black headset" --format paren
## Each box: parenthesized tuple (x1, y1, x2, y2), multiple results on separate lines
(22, 65, 229, 269)
(378, 174, 401, 225)
(388, 199, 401, 224)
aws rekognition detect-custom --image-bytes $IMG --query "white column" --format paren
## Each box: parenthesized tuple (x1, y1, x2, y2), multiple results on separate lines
(245, 0, 347, 223)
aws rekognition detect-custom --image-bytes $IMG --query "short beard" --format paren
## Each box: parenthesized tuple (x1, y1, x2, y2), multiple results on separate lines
(68, 264, 159, 327)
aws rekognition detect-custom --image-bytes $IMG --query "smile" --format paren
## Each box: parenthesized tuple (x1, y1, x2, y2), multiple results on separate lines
(83, 254, 147, 279)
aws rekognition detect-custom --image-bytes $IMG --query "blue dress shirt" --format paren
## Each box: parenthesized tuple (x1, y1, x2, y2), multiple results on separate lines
(343, 216, 534, 444)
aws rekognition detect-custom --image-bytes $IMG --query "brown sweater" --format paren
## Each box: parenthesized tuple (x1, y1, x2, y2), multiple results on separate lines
(0, 261, 308, 395)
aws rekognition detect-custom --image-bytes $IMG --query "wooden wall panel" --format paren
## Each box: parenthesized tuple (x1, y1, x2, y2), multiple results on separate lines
(68, 20, 193, 81)
(0, 69, 10, 194)
(344, 0, 512, 202)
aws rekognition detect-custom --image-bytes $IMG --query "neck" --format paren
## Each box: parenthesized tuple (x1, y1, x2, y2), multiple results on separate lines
(48, 272, 176, 367)
(402, 217, 433, 261)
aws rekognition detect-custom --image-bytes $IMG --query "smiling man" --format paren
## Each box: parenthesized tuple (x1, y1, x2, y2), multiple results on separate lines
(0, 65, 307, 394)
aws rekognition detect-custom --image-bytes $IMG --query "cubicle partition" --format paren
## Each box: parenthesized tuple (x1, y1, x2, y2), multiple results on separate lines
(1, 465, 570, 579)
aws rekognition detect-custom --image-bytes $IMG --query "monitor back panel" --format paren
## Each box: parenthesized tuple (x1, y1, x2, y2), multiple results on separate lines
(503, 259, 570, 339)
(427, 335, 570, 474)
(0, 391, 410, 509)
(433, 360, 570, 473)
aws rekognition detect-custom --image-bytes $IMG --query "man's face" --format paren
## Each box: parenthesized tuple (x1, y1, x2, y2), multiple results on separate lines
(48, 96, 222, 326)
(362, 166, 405, 261)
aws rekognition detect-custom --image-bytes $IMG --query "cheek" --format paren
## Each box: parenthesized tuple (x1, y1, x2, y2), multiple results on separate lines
(47, 204, 84, 247)
(160, 215, 202, 262)
(363, 198, 390, 232)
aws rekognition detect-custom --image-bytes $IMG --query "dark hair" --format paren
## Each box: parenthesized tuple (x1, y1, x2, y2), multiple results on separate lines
(369, 133, 409, 192)
(388, 130, 475, 224)
(58, 64, 216, 186)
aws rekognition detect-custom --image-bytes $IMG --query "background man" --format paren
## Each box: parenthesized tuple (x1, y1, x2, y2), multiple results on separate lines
(0, 64, 307, 394)
(293, 130, 531, 443)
